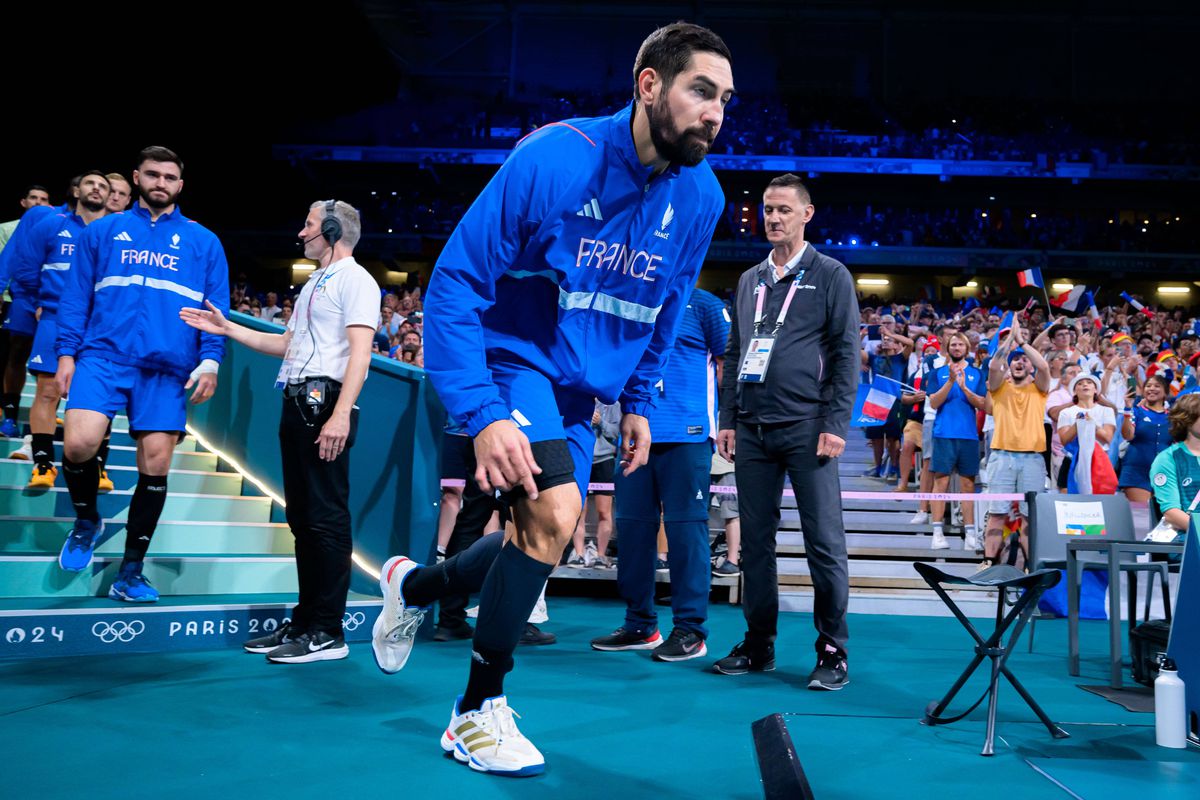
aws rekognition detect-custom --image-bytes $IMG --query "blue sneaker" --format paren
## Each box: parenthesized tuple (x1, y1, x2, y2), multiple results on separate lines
(861, 466, 882, 478)
(59, 519, 104, 572)
(0, 418, 18, 438)
(109, 561, 159, 603)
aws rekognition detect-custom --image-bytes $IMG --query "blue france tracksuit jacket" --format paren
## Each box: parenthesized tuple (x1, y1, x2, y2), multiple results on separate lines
(424, 102, 725, 437)
(56, 204, 230, 379)
(0, 203, 65, 294)
(8, 210, 92, 313)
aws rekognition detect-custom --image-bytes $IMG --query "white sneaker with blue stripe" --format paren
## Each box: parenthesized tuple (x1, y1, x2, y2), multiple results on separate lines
(440, 695, 545, 777)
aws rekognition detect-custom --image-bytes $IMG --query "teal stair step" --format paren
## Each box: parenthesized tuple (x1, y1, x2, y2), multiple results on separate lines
(0, 593, 382, 659)
(1, 422, 198, 451)
(1, 440, 212, 470)
(0, 517, 295, 555)
(0, 462, 240, 495)
(0, 554, 298, 599)
(0, 487, 271, 523)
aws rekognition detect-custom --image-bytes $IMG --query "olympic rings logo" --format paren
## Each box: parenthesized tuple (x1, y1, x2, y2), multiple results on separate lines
(92, 620, 146, 643)
(342, 612, 367, 631)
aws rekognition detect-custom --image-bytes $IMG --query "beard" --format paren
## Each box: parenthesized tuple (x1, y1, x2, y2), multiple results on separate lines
(646, 99, 713, 167)
(79, 195, 106, 213)
(141, 186, 180, 210)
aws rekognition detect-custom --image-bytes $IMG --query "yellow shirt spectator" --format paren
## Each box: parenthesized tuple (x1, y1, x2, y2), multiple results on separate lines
(990, 379, 1049, 452)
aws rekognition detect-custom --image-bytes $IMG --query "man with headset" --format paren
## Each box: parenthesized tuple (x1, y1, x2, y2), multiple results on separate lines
(181, 200, 379, 663)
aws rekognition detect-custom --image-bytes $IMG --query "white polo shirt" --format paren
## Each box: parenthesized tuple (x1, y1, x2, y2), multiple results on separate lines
(279, 257, 380, 385)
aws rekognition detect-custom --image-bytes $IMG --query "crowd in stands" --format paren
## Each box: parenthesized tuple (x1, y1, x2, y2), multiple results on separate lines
(379, 91, 1200, 167)
(858, 294, 1199, 565)
(353, 190, 1198, 254)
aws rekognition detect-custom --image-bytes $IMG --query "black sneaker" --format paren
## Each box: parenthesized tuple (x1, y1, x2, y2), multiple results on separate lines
(590, 626, 663, 651)
(807, 649, 849, 691)
(266, 630, 349, 663)
(243, 622, 296, 654)
(712, 641, 775, 675)
(652, 628, 708, 662)
(712, 560, 740, 577)
(518, 623, 556, 646)
(432, 620, 474, 641)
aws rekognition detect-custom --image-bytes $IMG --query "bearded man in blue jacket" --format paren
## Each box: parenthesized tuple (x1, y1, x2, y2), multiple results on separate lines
(54, 146, 230, 602)
(372, 22, 734, 777)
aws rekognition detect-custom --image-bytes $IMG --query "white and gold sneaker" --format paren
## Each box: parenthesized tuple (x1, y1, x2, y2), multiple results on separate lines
(440, 695, 545, 776)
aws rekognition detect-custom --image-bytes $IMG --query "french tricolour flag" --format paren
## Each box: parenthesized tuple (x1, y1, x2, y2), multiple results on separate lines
(1016, 267, 1044, 289)
(851, 379, 900, 428)
(1121, 291, 1155, 318)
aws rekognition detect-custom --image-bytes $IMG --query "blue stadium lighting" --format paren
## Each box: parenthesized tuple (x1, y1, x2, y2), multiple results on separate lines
(826, 238, 833, 245)
(871, 241, 879, 247)
(850, 238, 859, 246)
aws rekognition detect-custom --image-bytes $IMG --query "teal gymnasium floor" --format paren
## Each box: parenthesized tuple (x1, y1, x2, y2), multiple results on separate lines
(1, 598, 1196, 799)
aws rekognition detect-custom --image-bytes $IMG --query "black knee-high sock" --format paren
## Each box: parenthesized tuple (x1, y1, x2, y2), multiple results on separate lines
(461, 544, 555, 712)
(62, 457, 100, 522)
(31, 432, 54, 467)
(404, 531, 505, 607)
(96, 425, 112, 473)
(123, 474, 168, 563)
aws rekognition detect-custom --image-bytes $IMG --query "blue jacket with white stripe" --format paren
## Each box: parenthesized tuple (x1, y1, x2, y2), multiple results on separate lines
(56, 204, 230, 379)
(423, 102, 725, 437)
(8, 210, 93, 314)
(0, 203, 64, 294)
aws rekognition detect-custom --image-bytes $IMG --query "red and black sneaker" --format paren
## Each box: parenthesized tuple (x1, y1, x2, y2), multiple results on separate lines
(590, 626, 663, 651)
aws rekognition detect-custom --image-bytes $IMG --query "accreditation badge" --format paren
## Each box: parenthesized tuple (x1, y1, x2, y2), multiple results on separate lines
(738, 335, 778, 383)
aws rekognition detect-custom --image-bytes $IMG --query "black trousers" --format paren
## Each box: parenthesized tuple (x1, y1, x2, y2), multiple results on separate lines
(735, 417, 850, 656)
(439, 473, 501, 628)
(279, 396, 358, 636)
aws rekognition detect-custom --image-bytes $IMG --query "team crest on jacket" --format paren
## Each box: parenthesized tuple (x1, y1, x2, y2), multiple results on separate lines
(170, 234, 181, 250)
(654, 203, 674, 240)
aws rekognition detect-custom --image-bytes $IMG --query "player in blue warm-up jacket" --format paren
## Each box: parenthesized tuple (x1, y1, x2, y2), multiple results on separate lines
(54, 146, 230, 603)
(370, 22, 734, 777)
(6, 172, 111, 490)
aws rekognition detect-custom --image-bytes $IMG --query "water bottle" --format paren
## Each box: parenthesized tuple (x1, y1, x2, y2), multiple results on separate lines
(1155, 657, 1186, 749)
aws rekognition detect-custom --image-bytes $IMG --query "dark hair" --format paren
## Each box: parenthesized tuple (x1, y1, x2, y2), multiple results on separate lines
(632, 22, 731, 99)
(23, 184, 48, 197)
(79, 169, 109, 184)
(766, 173, 811, 205)
(137, 145, 183, 173)
(1168, 392, 1200, 441)
(1144, 374, 1170, 396)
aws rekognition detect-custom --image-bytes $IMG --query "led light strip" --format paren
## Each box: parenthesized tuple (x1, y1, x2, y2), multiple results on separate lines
(186, 424, 382, 580)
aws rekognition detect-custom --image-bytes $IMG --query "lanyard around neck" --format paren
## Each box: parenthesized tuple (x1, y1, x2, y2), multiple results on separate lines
(754, 269, 806, 335)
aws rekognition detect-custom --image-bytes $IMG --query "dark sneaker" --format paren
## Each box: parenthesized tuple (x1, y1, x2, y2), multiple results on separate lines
(861, 466, 882, 478)
(712, 560, 740, 577)
(654, 558, 669, 574)
(807, 649, 849, 691)
(266, 631, 349, 663)
(652, 628, 708, 662)
(243, 622, 296, 654)
(712, 641, 776, 675)
(591, 627, 663, 651)
(433, 620, 474, 641)
(518, 623, 556, 646)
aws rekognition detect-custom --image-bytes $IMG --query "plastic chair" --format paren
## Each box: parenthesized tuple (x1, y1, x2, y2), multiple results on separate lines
(1026, 491, 1171, 652)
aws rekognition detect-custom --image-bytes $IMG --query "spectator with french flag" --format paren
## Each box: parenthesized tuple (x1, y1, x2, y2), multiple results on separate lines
(1057, 373, 1118, 494)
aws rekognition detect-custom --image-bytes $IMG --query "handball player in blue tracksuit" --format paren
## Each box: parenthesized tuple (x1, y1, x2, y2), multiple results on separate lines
(54, 146, 230, 602)
(371, 23, 734, 777)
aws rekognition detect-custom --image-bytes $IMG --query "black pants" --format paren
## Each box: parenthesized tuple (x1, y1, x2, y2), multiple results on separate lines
(279, 396, 358, 636)
(735, 417, 850, 656)
(439, 474, 501, 628)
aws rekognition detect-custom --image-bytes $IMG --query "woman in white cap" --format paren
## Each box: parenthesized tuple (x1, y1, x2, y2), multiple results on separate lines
(1058, 373, 1118, 494)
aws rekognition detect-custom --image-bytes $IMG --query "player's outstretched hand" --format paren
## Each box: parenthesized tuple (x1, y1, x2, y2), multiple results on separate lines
(474, 420, 542, 499)
(619, 413, 651, 476)
(179, 300, 230, 336)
